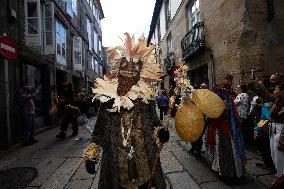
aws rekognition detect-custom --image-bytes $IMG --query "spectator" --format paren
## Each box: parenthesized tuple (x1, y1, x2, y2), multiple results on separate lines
(234, 84, 250, 145)
(75, 92, 90, 125)
(270, 85, 284, 179)
(157, 90, 169, 120)
(20, 85, 41, 146)
(252, 74, 284, 178)
(77, 92, 89, 116)
(254, 100, 276, 170)
(56, 83, 80, 139)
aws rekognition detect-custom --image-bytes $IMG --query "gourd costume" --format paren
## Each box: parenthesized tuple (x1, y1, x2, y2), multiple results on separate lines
(83, 33, 169, 189)
(205, 75, 246, 178)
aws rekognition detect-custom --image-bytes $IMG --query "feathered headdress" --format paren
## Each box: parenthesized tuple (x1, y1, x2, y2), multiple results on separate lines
(92, 33, 162, 112)
(106, 33, 161, 82)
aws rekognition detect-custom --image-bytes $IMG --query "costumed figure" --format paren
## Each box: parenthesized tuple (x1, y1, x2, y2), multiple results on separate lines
(83, 33, 169, 189)
(172, 65, 225, 158)
(205, 74, 246, 178)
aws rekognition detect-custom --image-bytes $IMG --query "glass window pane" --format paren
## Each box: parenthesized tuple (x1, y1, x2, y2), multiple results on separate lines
(196, 0, 199, 9)
(57, 43, 61, 55)
(191, 4, 195, 14)
(28, 2, 37, 17)
(45, 4, 51, 17)
(45, 18, 52, 31)
(45, 32, 52, 45)
(28, 18, 38, 34)
(62, 46, 66, 58)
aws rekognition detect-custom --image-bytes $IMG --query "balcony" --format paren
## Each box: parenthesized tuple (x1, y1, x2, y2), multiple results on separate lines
(181, 22, 205, 60)
(164, 52, 175, 75)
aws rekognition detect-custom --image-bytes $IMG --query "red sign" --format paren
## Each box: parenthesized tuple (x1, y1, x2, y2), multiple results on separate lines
(0, 36, 17, 60)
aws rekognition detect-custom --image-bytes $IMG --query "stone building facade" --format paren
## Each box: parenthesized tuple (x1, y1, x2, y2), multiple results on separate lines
(0, 0, 107, 148)
(148, 0, 284, 91)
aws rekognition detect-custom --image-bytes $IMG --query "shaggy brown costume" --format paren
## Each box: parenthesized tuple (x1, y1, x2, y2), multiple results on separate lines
(91, 100, 166, 189)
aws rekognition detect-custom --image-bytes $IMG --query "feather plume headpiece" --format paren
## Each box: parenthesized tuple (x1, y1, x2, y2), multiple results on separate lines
(92, 33, 162, 112)
(106, 33, 161, 82)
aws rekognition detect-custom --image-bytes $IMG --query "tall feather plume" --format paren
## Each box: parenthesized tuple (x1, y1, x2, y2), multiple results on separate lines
(124, 33, 132, 56)
(105, 33, 161, 82)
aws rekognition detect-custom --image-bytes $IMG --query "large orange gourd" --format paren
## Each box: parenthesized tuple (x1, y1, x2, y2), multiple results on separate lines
(191, 89, 225, 118)
(175, 100, 205, 142)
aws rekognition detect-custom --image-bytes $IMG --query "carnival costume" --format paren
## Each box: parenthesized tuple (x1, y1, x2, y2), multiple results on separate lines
(83, 33, 169, 189)
(205, 75, 246, 178)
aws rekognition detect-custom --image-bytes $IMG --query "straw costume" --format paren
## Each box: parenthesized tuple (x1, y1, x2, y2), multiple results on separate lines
(83, 33, 169, 189)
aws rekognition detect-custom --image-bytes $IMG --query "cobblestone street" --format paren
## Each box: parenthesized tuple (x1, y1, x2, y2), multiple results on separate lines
(0, 116, 275, 189)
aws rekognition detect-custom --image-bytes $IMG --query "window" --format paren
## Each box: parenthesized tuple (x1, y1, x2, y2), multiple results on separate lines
(56, 21, 67, 65)
(72, 0, 77, 15)
(94, 59, 98, 73)
(93, 30, 98, 53)
(98, 40, 102, 57)
(43, 2, 54, 54)
(93, 58, 99, 74)
(89, 56, 93, 69)
(67, 0, 77, 16)
(100, 65, 103, 76)
(188, 0, 200, 28)
(167, 33, 172, 53)
(73, 36, 82, 70)
(165, 0, 171, 30)
(26, 0, 39, 35)
(90, 0, 93, 10)
(87, 17, 92, 50)
(44, 4, 52, 46)
(92, 4, 96, 18)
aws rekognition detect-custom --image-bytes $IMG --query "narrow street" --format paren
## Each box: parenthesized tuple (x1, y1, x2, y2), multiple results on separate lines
(0, 116, 275, 189)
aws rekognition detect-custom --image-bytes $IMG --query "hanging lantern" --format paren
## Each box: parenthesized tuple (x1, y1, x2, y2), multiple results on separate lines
(191, 89, 225, 118)
(175, 100, 205, 142)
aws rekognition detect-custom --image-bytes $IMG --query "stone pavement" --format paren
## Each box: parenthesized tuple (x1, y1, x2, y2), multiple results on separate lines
(0, 116, 275, 189)
(161, 118, 275, 189)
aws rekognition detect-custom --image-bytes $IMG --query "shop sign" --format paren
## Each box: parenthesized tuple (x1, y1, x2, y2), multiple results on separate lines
(0, 36, 17, 60)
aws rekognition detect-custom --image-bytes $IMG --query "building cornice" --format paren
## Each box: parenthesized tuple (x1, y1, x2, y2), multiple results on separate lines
(147, 0, 163, 45)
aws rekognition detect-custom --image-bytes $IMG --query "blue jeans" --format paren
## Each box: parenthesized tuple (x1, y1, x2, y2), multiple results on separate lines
(23, 114, 35, 143)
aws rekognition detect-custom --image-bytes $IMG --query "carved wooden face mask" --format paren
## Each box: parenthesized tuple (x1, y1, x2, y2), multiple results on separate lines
(117, 57, 143, 96)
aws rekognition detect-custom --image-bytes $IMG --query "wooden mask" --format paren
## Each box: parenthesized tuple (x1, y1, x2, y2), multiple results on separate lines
(117, 57, 143, 96)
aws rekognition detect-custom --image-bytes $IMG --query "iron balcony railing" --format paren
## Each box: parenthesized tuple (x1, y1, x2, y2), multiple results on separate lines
(181, 22, 205, 60)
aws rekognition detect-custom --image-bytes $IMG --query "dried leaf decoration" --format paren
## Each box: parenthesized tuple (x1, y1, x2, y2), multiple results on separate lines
(92, 33, 162, 112)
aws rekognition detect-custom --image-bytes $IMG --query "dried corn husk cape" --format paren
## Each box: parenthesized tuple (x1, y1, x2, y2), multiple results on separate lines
(173, 65, 226, 142)
(92, 33, 162, 112)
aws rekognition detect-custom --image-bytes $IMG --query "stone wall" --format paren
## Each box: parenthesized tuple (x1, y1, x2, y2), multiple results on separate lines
(200, 0, 246, 85)
(201, 0, 284, 85)
(156, 0, 284, 90)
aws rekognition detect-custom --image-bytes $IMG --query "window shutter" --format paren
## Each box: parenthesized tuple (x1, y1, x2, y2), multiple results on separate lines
(43, 2, 54, 55)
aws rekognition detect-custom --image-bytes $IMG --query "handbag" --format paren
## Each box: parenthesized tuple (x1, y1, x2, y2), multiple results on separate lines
(257, 119, 270, 133)
(278, 126, 284, 152)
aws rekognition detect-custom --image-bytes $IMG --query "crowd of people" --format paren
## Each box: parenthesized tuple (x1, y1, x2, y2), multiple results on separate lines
(157, 73, 284, 185)
(19, 82, 99, 144)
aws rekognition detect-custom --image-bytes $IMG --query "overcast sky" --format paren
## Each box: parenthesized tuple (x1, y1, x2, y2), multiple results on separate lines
(101, 0, 156, 47)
